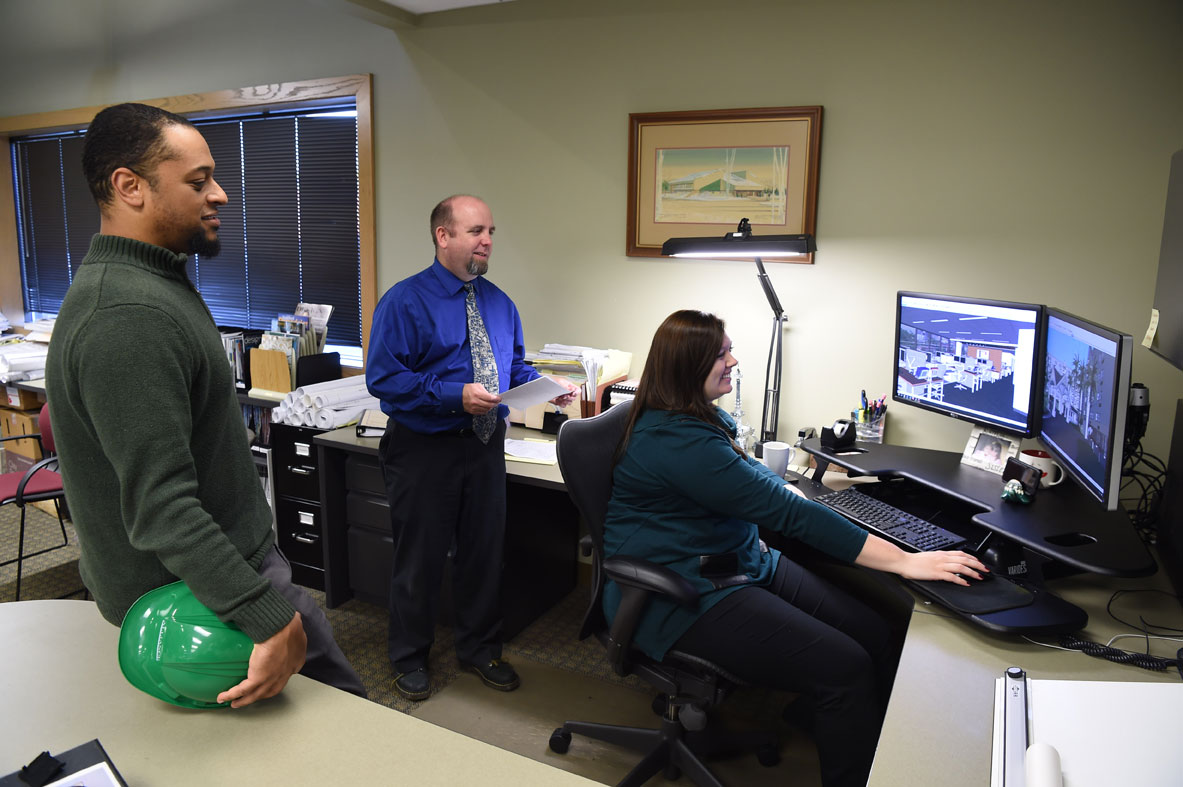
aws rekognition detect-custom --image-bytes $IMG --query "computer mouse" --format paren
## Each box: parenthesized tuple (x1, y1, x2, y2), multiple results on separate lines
(976, 542, 1027, 574)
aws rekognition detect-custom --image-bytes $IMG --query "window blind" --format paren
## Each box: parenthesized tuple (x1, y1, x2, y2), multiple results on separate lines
(11, 108, 361, 350)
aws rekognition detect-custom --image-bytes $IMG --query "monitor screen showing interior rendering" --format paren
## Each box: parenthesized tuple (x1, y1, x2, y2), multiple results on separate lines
(1039, 308, 1132, 511)
(894, 292, 1043, 437)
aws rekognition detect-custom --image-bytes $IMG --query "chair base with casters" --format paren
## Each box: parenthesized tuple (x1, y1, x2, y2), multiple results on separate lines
(548, 562, 780, 787)
(549, 644, 780, 787)
(550, 401, 782, 787)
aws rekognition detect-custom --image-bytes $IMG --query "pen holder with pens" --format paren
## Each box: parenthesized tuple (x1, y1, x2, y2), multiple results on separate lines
(852, 410, 887, 444)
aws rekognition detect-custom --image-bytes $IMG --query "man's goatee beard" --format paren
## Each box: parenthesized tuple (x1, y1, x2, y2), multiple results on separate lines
(189, 231, 221, 258)
(467, 258, 488, 276)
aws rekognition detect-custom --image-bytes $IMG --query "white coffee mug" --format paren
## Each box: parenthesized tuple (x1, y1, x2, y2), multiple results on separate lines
(1021, 449, 1064, 488)
(762, 441, 795, 479)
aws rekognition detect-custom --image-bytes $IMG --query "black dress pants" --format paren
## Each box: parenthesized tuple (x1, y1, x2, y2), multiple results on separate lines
(673, 555, 898, 787)
(379, 419, 506, 673)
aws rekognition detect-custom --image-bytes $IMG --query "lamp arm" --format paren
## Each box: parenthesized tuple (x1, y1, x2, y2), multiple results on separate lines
(761, 313, 783, 444)
(755, 256, 785, 444)
(755, 257, 784, 318)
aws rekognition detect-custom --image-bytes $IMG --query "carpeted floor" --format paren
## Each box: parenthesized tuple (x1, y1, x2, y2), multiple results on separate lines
(0, 502, 649, 713)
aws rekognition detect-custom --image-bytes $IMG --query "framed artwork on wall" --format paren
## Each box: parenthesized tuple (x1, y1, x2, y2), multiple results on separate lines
(626, 106, 822, 260)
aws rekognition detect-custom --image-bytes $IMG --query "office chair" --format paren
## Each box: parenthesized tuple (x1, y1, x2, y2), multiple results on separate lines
(549, 400, 779, 787)
(0, 403, 69, 600)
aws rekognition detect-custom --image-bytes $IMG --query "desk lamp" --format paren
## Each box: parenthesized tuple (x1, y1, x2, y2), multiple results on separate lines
(661, 219, 815, 454)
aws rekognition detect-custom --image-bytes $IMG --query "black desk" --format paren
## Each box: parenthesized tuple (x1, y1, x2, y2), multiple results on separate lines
(800, 438, 1155, 633)
(313, 426, 579, 641)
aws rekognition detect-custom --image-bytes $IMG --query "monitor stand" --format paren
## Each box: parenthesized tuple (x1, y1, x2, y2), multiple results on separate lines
(800, 438, 1155, 635)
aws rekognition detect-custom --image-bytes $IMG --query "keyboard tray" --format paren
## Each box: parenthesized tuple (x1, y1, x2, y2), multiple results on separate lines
(907, 573, 1035, 615)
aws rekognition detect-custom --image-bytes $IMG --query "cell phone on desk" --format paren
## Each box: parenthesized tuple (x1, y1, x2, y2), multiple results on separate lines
(1002, 456, 1041, 497)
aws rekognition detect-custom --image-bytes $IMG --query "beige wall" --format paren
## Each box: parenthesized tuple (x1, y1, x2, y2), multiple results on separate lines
(1, 0, 1181, 460)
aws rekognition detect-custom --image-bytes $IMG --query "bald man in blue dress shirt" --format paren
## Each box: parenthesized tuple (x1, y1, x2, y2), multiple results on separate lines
(366, 195, 576, 701)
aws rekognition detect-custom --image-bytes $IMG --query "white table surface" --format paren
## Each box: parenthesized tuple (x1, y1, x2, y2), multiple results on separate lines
(0, 599, 596, 785)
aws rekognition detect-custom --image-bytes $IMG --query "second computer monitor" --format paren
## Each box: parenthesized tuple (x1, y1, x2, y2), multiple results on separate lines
(1039, 308, 1132, 511)
(895, 292, 1044, 437)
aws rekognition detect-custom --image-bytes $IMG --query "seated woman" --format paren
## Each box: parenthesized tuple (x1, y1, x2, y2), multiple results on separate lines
(603, 309, 986, 787)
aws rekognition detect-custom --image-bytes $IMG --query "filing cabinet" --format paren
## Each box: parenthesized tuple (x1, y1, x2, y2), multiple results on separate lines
(338, 449, 578, 641)
(270, 422, 326, 589)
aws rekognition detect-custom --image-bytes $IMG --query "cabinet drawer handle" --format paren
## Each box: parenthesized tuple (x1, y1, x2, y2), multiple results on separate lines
(288, 466, 314, 475)
(293, 534, 317, 545)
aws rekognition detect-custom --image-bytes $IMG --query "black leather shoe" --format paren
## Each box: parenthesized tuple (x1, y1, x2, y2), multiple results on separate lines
(393, 668, 431, 701)
(461, 658, 520, 692)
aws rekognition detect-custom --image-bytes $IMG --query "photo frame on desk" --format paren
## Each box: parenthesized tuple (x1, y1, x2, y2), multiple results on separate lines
(961, 425, 1019, 475)
(626, 106, 822, 259)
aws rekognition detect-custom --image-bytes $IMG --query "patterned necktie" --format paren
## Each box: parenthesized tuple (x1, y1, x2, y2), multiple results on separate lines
(464, 282, 500, 444)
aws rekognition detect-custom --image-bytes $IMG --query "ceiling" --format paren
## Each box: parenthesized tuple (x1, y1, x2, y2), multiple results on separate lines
(375, 0, 514, 14)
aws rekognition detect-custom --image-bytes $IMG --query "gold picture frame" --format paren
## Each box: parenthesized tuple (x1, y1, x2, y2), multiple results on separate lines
(626, 106, 822, 260)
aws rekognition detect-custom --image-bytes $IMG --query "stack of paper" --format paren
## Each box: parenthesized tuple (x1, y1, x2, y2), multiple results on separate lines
(20, 317, 55, 344)
(504, 437, 557, 464)
(527, 344, 632, 405)
(0, 337, 48, 384)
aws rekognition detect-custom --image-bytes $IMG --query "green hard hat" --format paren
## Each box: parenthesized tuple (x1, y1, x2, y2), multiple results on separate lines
(118, 580, 253, 709)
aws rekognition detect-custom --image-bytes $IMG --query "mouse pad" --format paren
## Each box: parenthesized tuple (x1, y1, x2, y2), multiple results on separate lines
(907, 573, 1035, 615)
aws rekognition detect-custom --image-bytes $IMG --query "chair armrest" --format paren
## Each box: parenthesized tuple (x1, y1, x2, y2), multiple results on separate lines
(15, 456, 60, 503)
(0, 432, 44, 450)
(603, 556, 697, 606)
(602, 556, 699, 676)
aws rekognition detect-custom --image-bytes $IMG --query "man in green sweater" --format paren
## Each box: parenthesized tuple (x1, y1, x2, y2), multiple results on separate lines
(45, 103, 364, 707)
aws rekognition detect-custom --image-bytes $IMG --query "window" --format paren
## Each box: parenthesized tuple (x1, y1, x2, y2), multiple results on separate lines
(0, 74, 375, 366)
(11, 108, 362, 362)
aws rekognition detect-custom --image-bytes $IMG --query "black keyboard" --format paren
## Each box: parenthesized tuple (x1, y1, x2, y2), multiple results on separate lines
(814, 487, 967, 552)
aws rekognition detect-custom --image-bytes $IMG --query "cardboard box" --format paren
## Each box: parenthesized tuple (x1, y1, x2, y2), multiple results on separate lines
(0, 408, 43, 460)
(4, 385, 42, 411)
(33, 497, 65, 518)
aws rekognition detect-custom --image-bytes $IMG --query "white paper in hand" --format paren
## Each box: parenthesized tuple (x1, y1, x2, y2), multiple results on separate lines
(499, 375, 571, 411)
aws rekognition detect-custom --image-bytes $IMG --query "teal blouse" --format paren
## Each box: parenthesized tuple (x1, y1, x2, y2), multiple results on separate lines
(602, 407, 868, 660)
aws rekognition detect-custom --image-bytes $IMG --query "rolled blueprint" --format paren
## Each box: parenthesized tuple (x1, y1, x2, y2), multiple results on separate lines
(313, 400, 377, 430)
(295, 376, 367, 399)
(1025, 742, 1063, 787)
(312, 384, 371, 410)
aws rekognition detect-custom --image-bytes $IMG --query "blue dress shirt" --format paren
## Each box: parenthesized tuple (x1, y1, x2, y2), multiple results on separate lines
(366, 259, 539, 433)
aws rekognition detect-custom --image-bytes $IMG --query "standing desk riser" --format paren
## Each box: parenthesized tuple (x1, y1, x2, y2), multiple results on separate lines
(799, 438, 1155, 634)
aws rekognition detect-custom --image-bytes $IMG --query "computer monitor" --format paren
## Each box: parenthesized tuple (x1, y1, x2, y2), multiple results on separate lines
(894, 292, 1044, 437)
(1038, 308, 1132, 511)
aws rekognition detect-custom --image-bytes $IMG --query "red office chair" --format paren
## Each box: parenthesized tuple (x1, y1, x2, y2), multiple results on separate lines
(1, 403, 69, 600)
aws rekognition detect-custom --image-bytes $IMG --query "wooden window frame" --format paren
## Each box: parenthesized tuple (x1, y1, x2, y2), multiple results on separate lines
(0, 74, 376, 364)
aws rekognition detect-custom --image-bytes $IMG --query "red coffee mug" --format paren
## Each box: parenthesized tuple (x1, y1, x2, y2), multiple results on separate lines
(1020, 449, 1064, 488)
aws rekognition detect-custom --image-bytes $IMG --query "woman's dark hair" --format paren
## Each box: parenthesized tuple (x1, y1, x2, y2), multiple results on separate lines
(82, 103, 195, 208)
(616, 309, 734, 461)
